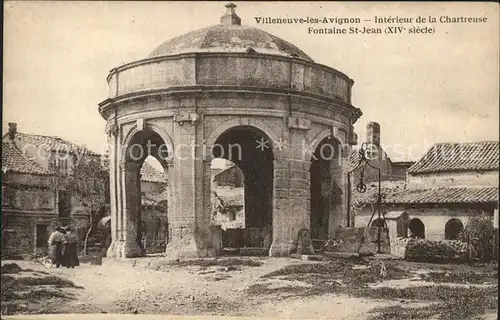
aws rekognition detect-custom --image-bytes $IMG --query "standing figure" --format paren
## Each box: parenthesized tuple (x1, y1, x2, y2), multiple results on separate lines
(48, 226, 66, 268)
(62, 226, 80, 268)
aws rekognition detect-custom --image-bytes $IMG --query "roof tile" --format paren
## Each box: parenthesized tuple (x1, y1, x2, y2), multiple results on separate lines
(384, 186, 499, 205)
(2, 142, 52, 175)
(408, 141, 499, 174)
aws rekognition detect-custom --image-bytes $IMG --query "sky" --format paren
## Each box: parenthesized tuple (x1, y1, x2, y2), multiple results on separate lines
(3, 1, 499, 163)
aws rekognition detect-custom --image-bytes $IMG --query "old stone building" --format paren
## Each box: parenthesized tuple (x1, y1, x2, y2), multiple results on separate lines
(2, 140, 56, 258)
(355, 141, 499, 242)
(98, 3, 362, 258)
(1, 123, 103, 257)
(1, 123, 170, 257)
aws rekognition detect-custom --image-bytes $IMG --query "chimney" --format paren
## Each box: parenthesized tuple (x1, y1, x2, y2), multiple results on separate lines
(220, 3, 241, 26)
(366, 122, 380, 146)
(8, 123, 17, 140)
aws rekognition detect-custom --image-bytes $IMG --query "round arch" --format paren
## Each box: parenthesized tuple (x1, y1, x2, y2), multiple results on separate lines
(307, 128, 344, 162)
(120, 122, 175, 165)
(408, 218, 425, 239)
(371, 218, 386, 228)
(205, 118, 280, 155)
(445, 218, 464, 240)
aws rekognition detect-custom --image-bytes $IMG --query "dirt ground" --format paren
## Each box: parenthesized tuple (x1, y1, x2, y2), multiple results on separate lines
(1, 256, 498, 319)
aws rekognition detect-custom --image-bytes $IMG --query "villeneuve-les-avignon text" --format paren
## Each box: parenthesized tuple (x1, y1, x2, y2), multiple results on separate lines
(255, 15, 489, 35)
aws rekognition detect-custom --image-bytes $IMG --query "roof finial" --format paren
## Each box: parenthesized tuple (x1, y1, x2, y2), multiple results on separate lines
(221, 3, 241, 26)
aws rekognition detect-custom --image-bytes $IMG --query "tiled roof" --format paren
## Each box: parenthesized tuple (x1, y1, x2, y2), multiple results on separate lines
(392, 161, 415, 167)
(351, 180, 407, 205)
(211, 168, 225, 176)
(2, 142, 52, 175)
(383, 186, 499, 205)
(140, 162, 167, 183)
(214, 187, 244, 207)
(408, 141, 499, 174)
(141, 192, 168, 207)
(351, 180, 498, 205)
(6, 132, 98, 156)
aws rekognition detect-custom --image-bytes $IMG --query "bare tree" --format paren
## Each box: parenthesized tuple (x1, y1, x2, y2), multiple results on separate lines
(55, 153, 109, 255)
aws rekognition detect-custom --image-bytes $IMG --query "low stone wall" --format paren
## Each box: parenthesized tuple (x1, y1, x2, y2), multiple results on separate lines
(327, 227, 391, 254)
(222, 228, 266, 248)
(404, 239, 468, 263)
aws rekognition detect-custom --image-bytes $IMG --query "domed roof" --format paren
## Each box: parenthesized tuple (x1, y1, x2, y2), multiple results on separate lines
(147, 4, 313, 62)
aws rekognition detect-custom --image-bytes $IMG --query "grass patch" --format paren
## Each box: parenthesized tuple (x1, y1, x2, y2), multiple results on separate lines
(366, 286, 498, 320)
(10, 275, 80, 288)
(170, 258, 262, 268)
(246, 283, 317, 297)
(419, 271, 498, 284)
(251, 259, 498, 319)
(1, 263, 23, 274)
(261, 259, 410, 287)
(1, 272, 82, 315)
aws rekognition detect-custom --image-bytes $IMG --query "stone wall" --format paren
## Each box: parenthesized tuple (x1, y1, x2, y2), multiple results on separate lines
(2, 214, 59, 258)
(355, 206, 493, 242)
(330, 227, 391, 254)
(107, 53, 352, 105)
(407, 170, 498, 189)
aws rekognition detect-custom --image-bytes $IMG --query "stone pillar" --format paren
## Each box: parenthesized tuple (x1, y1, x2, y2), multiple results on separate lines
(165, 117, 214, 259)
(199, 156, 216, 255)
(270, 126, 311, 256)
(328, 159, 343, 237)
(120, 162, 143, 258)
(270, 157, 311, 256)
(106, 127, 119, 258)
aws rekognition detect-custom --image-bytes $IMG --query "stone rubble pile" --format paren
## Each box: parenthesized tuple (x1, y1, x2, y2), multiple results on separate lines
(404, 238, 468, 263)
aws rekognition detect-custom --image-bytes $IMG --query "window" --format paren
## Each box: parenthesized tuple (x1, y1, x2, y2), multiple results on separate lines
(49, 153, 57, 171)
(50, 152, 69, 174)
(36, 224, 49, 248)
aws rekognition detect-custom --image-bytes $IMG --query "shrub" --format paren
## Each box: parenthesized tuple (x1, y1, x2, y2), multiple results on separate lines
(459, 214, 495, 261)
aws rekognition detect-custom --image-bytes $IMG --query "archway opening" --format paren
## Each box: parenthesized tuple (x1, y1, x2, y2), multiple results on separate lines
(371, 218, 385, 228)
(212, 126, 274, 253)
(309, 136, 341, 240)
(408, 218, 425, 239)
(211, 158, 245, 229)
(445, 218, 464, 240)
(124, 129, 170, 256)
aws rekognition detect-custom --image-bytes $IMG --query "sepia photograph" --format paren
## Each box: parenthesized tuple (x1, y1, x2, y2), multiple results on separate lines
(2, 1, 499, 319)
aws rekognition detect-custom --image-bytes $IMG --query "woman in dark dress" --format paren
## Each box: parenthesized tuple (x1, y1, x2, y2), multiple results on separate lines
(62, 227, 80, 268)
(48, 227, 65, 268)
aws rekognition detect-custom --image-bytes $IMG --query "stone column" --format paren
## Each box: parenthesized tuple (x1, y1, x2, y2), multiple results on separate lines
(200, 156, 216, 255)
(106, 127, 119, 258)
(269, 126, 311, 256)
(120, 161, 143, 258)
(328, 148, 349, 236)
(165, 116, 214, 259)
(270, 157, 311, 256)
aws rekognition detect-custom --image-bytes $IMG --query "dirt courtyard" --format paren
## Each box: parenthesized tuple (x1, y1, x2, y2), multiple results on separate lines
(1, 255, 498, 320)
